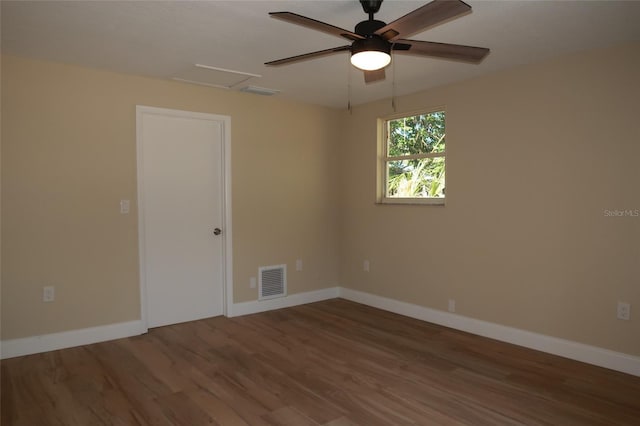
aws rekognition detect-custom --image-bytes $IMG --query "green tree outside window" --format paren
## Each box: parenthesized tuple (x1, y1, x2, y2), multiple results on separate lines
(385, 111, 445, 199)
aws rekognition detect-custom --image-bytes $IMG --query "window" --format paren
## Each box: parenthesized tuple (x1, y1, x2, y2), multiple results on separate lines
(378, 109, 446, 205)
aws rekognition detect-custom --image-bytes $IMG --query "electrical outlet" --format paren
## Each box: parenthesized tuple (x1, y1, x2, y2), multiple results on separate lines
(617, 302, 631, 320)
(43, 286, 55, 302)
(296, 259, 303, 271)
(363, 260, 370, 272)
(448, 299, 456, 313)
(120, 199, 130, 214)
(250, 277, 256, 289)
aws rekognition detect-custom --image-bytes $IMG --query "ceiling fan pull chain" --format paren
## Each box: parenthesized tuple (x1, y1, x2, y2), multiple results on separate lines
(391, 47, 397, 112)
(347, 56, 353, 114)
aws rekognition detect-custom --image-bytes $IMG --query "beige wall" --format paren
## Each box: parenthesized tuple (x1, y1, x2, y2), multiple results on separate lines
(1, 55, 340, 340)
(2, 42, 639, 358)
(339, 43, 640, 356)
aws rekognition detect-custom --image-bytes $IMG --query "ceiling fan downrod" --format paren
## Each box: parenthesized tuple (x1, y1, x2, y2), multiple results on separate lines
(356, 0, 386, 36)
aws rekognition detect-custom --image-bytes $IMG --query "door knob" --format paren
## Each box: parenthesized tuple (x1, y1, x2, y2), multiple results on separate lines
(213, 228, 222, 236)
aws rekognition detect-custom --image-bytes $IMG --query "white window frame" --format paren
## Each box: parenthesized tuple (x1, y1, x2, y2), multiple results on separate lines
(377, 108, 446, 205)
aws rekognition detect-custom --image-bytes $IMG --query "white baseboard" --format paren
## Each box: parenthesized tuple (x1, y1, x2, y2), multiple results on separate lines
(338, 287, 640, 377)
(0, 286, 340, 359)
(3, 287, 638, 378)
(0, 320, 147, 360)
(230, 286, 340, 317)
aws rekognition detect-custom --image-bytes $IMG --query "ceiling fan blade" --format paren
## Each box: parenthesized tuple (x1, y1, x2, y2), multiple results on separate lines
(375, 0, 471, 41)
(265, 46, 351, 66)
(395, 39, 489, 63)
(364, 68, 386, 83)
(270, 12, 364, 41)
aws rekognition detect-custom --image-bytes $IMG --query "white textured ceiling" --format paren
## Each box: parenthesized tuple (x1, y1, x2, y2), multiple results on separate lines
(2, 1, 640, 108)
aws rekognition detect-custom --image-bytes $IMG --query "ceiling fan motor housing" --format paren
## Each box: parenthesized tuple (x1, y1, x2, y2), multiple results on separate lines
(352, 35, 390, 57)
(354, 19, 386, 36)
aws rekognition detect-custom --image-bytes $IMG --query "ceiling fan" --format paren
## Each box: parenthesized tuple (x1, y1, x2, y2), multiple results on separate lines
(265, 0, 490, 83)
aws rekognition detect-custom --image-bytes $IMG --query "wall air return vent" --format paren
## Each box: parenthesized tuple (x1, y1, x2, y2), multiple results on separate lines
(259, 264, 287, 300)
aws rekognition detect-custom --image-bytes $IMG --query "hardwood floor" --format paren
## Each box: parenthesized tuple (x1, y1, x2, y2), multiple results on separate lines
(2, 299, 640, 425)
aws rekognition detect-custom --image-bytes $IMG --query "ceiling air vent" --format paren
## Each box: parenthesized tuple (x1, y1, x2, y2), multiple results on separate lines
(240, 86, 281, 96)
(259, 264, 287, 300)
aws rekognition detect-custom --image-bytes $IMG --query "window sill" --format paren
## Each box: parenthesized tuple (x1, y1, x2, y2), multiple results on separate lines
(378, 197, 445, 206)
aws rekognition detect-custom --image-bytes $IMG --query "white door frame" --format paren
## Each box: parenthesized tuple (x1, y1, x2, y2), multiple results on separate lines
(136, 105, 233, 332)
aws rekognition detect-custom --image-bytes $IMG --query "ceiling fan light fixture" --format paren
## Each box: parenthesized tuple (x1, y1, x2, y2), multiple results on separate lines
(350, 36, 391, 71)
(351, 50, 391, 71)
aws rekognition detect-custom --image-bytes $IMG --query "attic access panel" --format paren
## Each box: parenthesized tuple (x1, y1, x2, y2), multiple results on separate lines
(173, 64, 261, 89)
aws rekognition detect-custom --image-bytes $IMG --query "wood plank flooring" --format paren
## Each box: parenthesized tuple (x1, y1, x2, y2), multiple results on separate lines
(2, 299, 639, 425)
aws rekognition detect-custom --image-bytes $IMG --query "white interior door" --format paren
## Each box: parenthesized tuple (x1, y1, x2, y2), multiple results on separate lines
(137, 106, 226, 328)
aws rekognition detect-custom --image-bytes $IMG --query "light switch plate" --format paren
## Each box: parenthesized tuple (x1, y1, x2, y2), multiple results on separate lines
(43, 286, 55, 302)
